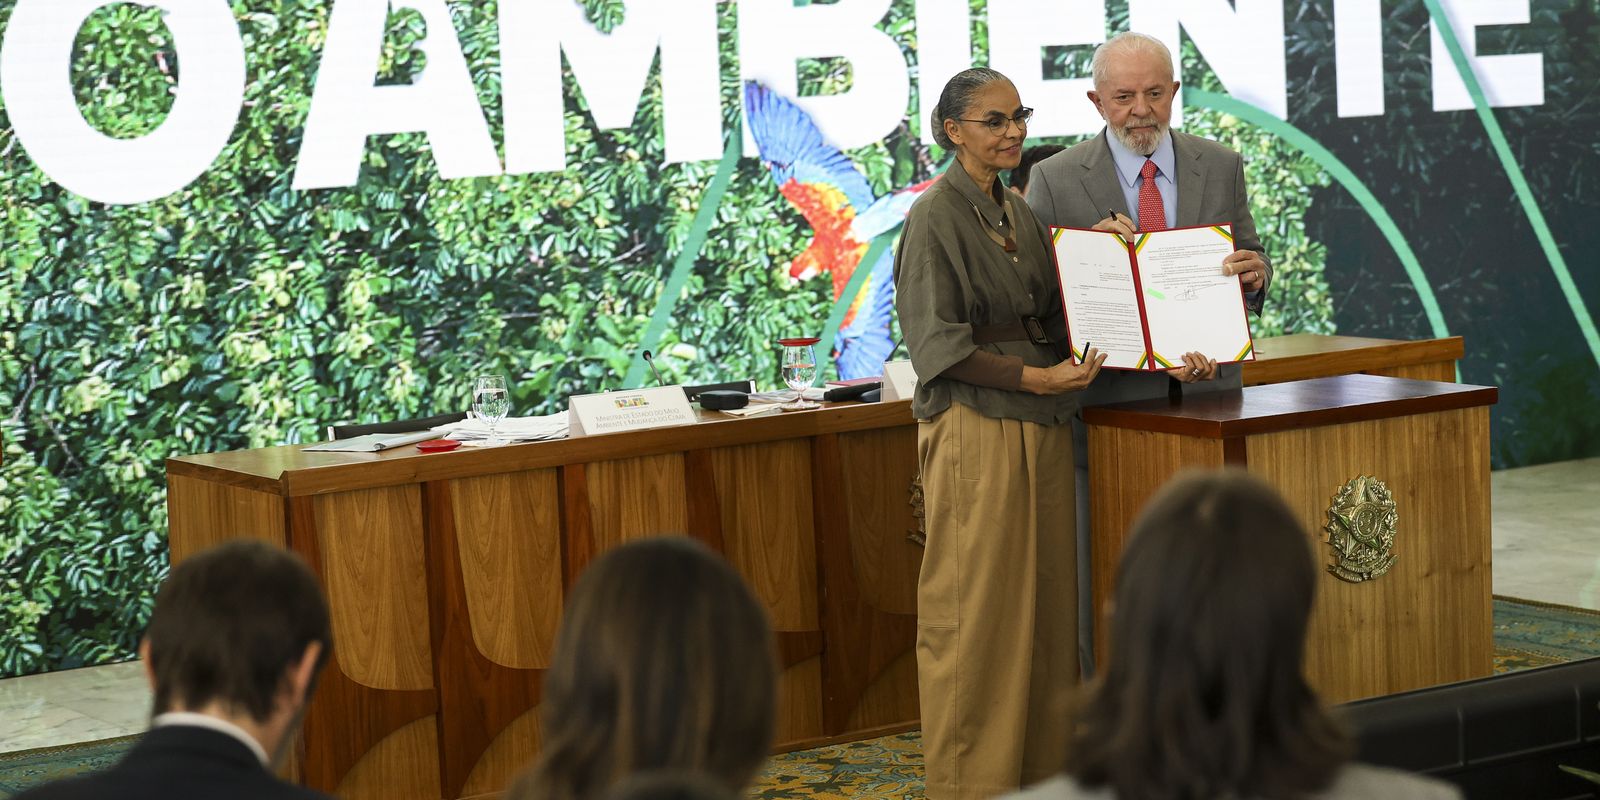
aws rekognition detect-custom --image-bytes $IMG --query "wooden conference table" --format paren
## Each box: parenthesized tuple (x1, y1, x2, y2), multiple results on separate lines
(165, 334, 1467, 800)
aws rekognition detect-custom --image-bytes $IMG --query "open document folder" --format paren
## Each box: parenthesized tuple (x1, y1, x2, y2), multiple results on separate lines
(1050, 223, 1256, 371)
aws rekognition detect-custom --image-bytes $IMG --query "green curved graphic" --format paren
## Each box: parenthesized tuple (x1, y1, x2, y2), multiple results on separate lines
(1185, 89, 1450, 341)
(811, 230, 899, 385)
(1423, 0, 1600, 372)
(623, 133, 742, 388)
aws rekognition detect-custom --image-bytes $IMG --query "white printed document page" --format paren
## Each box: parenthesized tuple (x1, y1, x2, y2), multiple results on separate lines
(1134, 225, 1255, 367)
(1051, 227, 1150, 369)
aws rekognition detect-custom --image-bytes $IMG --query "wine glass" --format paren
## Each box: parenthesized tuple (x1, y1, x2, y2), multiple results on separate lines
(778, 338, 821, 411)
(472, 374, 511, 444)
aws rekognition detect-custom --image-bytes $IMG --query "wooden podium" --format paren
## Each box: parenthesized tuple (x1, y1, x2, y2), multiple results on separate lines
(166, 403, 925, 800)
(1083, 373, 1497, 703)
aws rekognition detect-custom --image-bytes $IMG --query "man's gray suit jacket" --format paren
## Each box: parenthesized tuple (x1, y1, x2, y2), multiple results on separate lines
(1025, 129, 1272, 465)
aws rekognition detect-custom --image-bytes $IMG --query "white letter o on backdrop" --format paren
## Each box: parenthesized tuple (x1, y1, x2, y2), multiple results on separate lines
(0, 0, 245, 205)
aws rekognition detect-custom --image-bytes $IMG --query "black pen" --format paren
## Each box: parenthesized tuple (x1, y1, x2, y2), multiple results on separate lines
(1107, 208, 1132, 244)
(1081, 341, 1092, 363)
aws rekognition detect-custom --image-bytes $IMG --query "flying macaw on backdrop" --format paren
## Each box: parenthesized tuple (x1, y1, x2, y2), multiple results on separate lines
(742, 81, 936, 380)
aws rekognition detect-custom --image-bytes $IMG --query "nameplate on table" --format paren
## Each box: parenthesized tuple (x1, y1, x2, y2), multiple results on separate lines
(882, 360, 919, 401)
(568, 387, 697, 437)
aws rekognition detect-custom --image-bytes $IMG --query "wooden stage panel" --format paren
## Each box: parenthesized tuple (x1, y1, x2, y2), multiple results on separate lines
(461, 706, 542, 799)
(702, 440, 829, 748)
(334, 716, 441, 800)
(312, 486, 433, 692)
(845, 648, 919, 734)
(1087, 426, 1226, 655)
(707, 440, 820, 632)
(1368, 361, 1455, 384)
(836, 427, 922, 616)
(1243, 333, 1462, 386)
(584, 453, 689, 550)
(165, 474, 285, 560)
(449, 470, 563, 671)
(775, 657, 826, 745)
(1248, 407, 1493, 702)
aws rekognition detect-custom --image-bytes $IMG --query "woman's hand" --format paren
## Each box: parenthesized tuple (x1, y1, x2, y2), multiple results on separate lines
(1165, 351, 1219, 384)
(1021, 347, 1107, 395)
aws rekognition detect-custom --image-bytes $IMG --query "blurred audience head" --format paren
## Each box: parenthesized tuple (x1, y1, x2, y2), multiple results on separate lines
(598, 771, 740, 800)
(511, 537, 777, 800)
(141, 539, 331, 766)
(1063, 470, 1351, 798)
(1012, 144, 1066, 195)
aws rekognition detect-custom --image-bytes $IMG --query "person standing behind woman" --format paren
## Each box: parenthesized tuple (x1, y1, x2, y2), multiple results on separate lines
(1005, 471, 1461, 800)
(894, 67, 1107, 800)
(507, 537, 776, 800)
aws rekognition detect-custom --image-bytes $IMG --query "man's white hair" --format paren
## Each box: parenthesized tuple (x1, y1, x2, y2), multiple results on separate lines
(1091, 32, 1175, 88)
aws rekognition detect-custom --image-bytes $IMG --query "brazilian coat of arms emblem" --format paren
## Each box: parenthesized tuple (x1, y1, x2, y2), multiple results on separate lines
(1324, 475, 1398, 582)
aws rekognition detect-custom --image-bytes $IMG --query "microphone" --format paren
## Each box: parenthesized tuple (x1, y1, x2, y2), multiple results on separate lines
(641, 350, 667, 387)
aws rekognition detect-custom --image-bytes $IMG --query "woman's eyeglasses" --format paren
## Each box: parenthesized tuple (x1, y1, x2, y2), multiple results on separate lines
(955, 107, 1034, 134)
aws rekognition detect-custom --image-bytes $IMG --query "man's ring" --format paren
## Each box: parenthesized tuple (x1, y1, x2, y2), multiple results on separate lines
(1191, 368, 1200, 376)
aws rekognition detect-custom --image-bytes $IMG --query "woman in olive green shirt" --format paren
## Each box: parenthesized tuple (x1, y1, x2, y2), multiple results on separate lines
(893, 68, 1105, 800)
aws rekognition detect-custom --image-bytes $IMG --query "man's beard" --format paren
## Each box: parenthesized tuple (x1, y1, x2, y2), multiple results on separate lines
(1111, 116, 1167, 155)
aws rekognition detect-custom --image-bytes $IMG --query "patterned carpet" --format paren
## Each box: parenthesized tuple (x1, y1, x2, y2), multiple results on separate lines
(3, 597, 1598, 799)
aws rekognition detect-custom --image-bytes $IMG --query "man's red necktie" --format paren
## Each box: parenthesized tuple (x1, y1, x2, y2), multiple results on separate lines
(1137, 158, 1167, 232)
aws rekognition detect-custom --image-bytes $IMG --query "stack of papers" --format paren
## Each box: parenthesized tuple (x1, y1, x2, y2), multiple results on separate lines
(746, 388, 826, 404)
(716, 404, 783, 418)
(433, 413, 569, 443)
(301, 430, 439, 453)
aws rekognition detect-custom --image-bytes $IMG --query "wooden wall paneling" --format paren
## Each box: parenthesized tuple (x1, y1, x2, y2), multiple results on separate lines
(558, 464, 596, 589)
(1222, 436, 1247, 466)
(1087, 427, 1226, 658)
(810, 433, 919, 736)
(777, 630, 825, 668)
(843, 649, 919, 733)
(311, 486, 434, 691)
(704, 440, 819, 631)
(424, 480, 546, 800)
(1245, 408, 1493, 703)
(1368, 361, 1456, 383)
(684, 446, 827, 671)
(698, 440, 826, 744)
(774, 657, 826, 747)
(166, 474, 286, 562)
(460, 707, 542, 798)
(447, 471, 563, 669)
(583, 453, 689, 550)
(683, 449, 728, 553)
(332, 716, 442, 800)
(288, 496, 438, 795)
(772, 630, 826, 747)
(835, 427, 922, 616)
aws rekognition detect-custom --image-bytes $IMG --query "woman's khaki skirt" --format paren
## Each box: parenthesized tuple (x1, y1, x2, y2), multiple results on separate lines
(916, 401, 1078, 800)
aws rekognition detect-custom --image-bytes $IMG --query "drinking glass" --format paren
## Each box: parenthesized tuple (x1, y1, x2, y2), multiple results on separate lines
(778, 338, 820, 411)
(472, 374, 511, 444)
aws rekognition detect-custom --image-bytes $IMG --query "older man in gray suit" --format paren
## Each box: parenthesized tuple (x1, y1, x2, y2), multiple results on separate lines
(1026, 31, 1272, 672)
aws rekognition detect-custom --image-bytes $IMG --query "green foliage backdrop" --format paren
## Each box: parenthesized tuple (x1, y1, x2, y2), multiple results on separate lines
(12, 0, 1582, 677)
